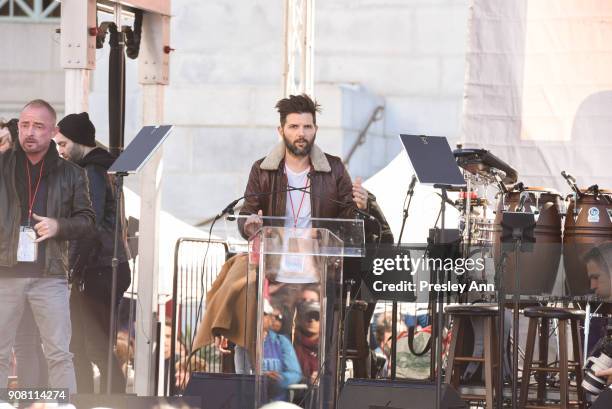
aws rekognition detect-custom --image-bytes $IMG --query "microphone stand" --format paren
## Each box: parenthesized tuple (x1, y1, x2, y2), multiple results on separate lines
(433, 184, 452, 409)
(389, 175, 417, 379)
(215, 186, 318, 227)
(397, 176, 417, 246)
(499, 212, 535, 409)
(511, 239, 521, 409)
(496, 252, 507, 409)
(107, 171, 127, 394)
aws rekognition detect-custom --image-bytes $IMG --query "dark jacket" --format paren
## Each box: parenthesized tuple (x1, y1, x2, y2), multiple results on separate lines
(0, 141, 95, 277)
(241, 142, 393, 244)
(242, 143, 355, 220)
(70, 147, 130, 274)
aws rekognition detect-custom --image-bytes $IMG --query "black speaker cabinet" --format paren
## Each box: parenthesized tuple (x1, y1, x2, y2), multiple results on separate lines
(71, 394, 201, 408)
(183, 372, 256, 409)
(592, 388, 612, 409)
(338, 379, 467, 409)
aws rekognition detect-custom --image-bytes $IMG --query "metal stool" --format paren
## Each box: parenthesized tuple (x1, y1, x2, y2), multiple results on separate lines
(519, 306, 585, 409)
(445, 304, 499, 408)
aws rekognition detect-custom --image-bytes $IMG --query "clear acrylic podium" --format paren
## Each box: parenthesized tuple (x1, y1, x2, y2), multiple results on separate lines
(229, 215, 364, 409)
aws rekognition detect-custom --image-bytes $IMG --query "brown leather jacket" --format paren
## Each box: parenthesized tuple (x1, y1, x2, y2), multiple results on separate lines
(241, 143, 355, 220)
(0, 142, 95, 277)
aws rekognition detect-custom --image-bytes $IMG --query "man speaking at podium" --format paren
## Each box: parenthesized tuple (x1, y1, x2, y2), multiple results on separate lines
(237, 94, 392, 379)
(197, 94, 393, 389)
(237, 94, 372, 376)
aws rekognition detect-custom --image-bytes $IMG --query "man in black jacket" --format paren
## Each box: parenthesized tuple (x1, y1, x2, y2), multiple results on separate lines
(0, 100, 95, 394)
(1, 118, 50, 388)
(55, 112, 131, 393)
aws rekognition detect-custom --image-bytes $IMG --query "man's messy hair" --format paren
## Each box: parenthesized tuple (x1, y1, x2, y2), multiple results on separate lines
(275, 94, 321, 127)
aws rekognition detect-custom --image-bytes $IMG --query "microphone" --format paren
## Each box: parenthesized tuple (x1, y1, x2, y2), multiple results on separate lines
(354, 207, 377, 222)
(561, 170, 582, 199)
(216, 198, 241, 219)
(407, 174, 417, 196)
(288, 184, 379, 222)
(561, 171, 576, 184)
(221, 177, 380, 227)
(216, 186, 308, 220)
(517, 191, 530, 212)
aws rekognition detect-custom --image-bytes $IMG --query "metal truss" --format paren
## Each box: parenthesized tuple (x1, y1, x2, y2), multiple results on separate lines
(0, 0, 60, 21)
(282, 0, 315, 97)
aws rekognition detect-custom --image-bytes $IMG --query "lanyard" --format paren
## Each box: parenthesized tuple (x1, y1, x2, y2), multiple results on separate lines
(287, 167, 311, 227)
(25, 158, 45, 226)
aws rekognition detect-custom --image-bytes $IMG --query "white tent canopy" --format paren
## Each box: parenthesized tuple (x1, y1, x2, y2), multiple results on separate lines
(123, 187, 206, 296)
(363, 152, 461, 245)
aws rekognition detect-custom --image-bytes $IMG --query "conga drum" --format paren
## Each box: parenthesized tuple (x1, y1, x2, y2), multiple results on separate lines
(493, 188, 563, 295)
(563, 189, 612, 297)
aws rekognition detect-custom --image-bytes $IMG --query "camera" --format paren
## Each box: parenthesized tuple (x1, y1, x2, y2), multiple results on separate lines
(583, 336, 612, 396)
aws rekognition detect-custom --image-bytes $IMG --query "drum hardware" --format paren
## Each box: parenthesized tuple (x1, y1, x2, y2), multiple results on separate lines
(505, 181, 524, 192)
(457, 196, 488, 212)
(461, 175, 473, 252)
(453, 147, 518, 185)
(587, 184, 601, 200)
(464, 173, 491, 186)
(529, 189, 542, 221)
(449, 149, 612, 408)
(494, 187, 563, 296)
(561, 170, 583, 198)
(516, 190, 529, 212)
(490, 168, 509, 194)
(474, 219, 496, 245)
(562, 171, 584, 219)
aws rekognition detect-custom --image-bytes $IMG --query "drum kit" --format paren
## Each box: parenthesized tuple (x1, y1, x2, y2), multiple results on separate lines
(453, 147, 612, 304)
(448, 148, 612, 409)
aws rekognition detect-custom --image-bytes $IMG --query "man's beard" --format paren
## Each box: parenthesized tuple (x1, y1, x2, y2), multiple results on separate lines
(68, 144, 86, 162)
(283, 134, 313, 157)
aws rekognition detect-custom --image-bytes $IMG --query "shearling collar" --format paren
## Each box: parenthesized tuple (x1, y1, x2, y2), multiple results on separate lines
(260, 142, 331, 173)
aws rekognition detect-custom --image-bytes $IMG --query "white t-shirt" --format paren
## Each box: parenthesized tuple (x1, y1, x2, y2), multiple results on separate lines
(276, 164, 317, 283)
(284, 165, 311, 228)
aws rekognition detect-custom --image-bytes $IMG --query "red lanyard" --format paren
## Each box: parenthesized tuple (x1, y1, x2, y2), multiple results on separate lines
(25, 158, 45, 226)
(287, 167, 311, 227)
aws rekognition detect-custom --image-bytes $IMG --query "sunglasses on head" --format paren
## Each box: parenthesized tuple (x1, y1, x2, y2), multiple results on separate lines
(265, 312, 283, 321)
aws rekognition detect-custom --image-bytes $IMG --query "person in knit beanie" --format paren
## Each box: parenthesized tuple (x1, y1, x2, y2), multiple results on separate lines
(56, 112, 96, 162)
(55, 112, 132, 393)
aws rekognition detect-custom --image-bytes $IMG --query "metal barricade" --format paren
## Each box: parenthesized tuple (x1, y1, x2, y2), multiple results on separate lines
(168, 237, 229, 395)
